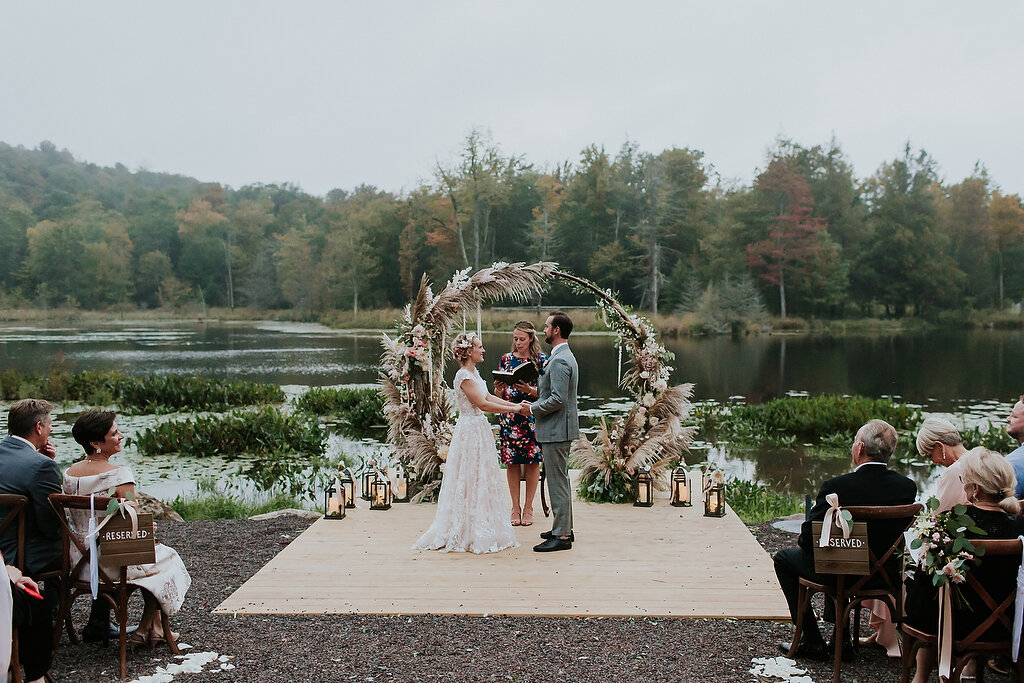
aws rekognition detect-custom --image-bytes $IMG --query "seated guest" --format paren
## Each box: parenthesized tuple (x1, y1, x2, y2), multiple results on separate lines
(0, 399, 62, 575)
(904, 448, 1024, 683)
(64, 410, 191, 648)
(774, 419, 917, 660)
(1005, 395, 1024, 497)
(3, 550, 53, 683)
(864, 417, 970, 657)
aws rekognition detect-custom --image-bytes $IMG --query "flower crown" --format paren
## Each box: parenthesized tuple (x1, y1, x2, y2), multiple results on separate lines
(454, 333, 479, 350)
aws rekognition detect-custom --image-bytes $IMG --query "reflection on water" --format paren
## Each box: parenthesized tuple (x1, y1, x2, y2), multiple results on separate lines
(1, 321, 1021, 502)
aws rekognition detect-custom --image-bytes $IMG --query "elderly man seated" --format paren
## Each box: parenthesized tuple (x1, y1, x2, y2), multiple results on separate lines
(774, 419, 917, 660)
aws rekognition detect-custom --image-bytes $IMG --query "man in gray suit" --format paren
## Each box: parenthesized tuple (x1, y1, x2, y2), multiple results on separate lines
(0, 399, 62, 575)
(523, 311, 580, 552)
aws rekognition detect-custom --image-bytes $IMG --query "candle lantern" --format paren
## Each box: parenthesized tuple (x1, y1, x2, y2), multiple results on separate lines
(392, 463, 409, 503)
(361, 460, 376, 501)
(324, 479, 346, 520)
(633, 467, 654, 507)
(340, 467, 356, 509)
(670, 465, 691, 507)
(704, 475, 726, 518)
(370, 470, 393, 510)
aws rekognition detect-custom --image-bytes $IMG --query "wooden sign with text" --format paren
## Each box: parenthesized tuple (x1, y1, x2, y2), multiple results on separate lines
(99, 512, 156, 567)
(811, 520, 869, 575)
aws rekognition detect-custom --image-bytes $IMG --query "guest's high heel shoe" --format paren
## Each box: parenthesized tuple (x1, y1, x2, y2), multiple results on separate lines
(521, 508, 534, 526)
(511, 508, 522, 526)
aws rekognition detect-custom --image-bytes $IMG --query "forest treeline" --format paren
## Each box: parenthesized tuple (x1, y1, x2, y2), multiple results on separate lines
(1, 131, 1023, 322)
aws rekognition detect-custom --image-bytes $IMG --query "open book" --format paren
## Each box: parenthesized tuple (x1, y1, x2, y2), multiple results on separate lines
(491, 361, 539, 385)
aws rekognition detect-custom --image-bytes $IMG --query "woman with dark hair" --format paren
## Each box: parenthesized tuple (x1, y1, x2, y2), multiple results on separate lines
(64, 410, 191, 648)
(493, 320, 547, 527)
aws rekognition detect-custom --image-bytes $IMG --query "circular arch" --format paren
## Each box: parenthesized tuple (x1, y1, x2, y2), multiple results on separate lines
(380, 262, 695, 503)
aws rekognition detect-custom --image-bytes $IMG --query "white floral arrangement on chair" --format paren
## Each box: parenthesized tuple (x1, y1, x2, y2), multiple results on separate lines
(906, 496, 986, 595)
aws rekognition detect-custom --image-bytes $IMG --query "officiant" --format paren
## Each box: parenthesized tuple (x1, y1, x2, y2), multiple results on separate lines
(493, 321, 547, 528)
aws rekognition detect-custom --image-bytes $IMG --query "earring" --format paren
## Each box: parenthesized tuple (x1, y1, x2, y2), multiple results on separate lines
(95, 448, 102, 454)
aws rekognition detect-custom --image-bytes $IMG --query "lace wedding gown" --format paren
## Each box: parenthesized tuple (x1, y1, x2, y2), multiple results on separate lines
(412, 368, 519, 554)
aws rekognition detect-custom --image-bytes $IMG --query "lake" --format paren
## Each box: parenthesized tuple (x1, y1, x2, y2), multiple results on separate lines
(1, 320, 1022, 502)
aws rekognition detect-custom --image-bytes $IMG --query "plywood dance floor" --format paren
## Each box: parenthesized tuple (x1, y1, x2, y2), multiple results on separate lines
(216, 487, 789, 619)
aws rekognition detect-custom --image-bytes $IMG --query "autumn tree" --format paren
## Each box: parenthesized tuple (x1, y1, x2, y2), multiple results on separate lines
(989, 191, 1024, 309)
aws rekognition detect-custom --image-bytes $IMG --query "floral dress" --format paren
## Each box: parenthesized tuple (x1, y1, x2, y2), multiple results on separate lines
(496, 352, 546, 465)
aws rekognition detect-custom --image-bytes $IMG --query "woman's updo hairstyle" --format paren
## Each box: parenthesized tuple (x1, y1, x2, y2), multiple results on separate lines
(960, 447, 1020, 515)
(72, 409, 116, 455)
(451, 332, 479, 363)
(916, 417, 963, 458)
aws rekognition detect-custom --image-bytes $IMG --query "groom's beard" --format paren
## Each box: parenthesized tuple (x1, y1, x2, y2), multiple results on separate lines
(545, 333, 553, 345)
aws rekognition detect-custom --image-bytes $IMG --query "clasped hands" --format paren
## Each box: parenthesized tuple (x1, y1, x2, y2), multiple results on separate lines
(514, 401, 532, 417)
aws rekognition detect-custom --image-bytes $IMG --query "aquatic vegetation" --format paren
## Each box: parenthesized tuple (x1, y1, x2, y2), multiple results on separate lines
(133, 407, 326, 458)
(0, 367, 284, 413)
(695, 395, 921, 444)
(294, 386, 385, 436)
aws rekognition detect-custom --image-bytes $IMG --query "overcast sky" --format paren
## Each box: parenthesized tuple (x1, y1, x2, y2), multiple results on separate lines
(3, 2, 1022, 197)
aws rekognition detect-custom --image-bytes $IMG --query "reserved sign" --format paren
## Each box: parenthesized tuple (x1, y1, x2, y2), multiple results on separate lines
(99, 512, 157, 567)
(811, 520, 869, 575)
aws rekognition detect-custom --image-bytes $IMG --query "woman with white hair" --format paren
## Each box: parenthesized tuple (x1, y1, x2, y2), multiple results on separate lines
(866, 417, 972, 657)
(905, 448, 1024, 683)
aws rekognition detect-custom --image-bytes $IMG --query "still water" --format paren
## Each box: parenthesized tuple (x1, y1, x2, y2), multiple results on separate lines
(1, 321, 1021, 501)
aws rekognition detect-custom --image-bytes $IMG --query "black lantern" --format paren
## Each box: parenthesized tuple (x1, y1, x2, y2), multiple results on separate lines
(361, 460, 376, 501)
(340, 467, 356, 509)
(704, 474, 726, 517)
(633, 467, 654, 507)
(392, 463, 409, 503)
(324, 479, 346, 520)
(370, 469, 393, 510)
(670, 465, 691, 507)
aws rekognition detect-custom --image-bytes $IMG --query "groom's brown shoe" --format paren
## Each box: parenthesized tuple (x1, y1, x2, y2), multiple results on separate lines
(534, 537, 572, 552)
(540, 530, 575, 542)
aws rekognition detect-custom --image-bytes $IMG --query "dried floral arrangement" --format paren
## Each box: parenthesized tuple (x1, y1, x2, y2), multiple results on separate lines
(380, 262, 555, 502)
(556, 273, 697, 503)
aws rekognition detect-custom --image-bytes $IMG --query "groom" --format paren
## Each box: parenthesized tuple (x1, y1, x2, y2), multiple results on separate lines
(521, 311, 579, 552)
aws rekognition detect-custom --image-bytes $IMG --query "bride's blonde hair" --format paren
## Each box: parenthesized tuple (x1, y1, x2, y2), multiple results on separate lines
(451, 332, 479, 363)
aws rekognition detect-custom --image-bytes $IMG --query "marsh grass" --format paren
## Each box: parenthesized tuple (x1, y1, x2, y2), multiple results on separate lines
(168, 490, 309, 520)
(727, 477, 805, 524)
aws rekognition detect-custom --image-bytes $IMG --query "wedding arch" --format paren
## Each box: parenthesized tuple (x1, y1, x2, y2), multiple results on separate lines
(379, 261, 696, 503)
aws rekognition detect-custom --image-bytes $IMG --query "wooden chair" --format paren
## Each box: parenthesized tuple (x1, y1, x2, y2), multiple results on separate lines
(788, 503, 922, 683)
(899, 538, 1024, 683)
(1, 494, 28, 683)
(48, 493, 179, 678)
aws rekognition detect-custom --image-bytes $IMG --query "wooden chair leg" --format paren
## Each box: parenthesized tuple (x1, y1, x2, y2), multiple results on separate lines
(789, 583, 810, 657)
(161, 610, 180, 655)
(539, 467, 550, 517)
(11, 627, 24, 683)
(117, 588, 128, 679)
(831, 596, 845, 683)
(899, 634, 920, 683)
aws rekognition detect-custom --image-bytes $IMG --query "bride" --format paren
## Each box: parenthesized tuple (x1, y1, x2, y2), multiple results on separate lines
(413, 332, 525, 554)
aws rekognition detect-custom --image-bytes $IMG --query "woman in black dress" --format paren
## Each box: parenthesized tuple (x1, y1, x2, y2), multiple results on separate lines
(905, 447, 1024, 683)
(493, 320, 546, 527)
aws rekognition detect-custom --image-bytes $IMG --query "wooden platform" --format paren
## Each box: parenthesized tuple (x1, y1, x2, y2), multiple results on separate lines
(215, 485, 790, 619)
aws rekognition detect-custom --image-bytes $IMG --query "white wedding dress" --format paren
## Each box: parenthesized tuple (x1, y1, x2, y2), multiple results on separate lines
(412, 368, 519, 554)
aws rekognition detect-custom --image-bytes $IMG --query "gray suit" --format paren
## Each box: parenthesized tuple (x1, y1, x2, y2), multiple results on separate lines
(0, 435, 63, 575)
(531, 343, 579, 538)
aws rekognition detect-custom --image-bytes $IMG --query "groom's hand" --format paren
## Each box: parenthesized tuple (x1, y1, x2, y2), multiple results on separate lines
(519, 401, 532, 416)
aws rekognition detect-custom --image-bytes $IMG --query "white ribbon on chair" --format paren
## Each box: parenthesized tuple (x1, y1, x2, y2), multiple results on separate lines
(937, 583, 954, 680)
(1012, 535, 1024, 663)
(84, 497, 140, 599)
(817, 493, 852, 547)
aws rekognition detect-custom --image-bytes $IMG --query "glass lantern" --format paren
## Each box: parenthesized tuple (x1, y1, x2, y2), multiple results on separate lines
(370, 470, 393, 510)
(633, 467, 654, 507)
(361, 460, 376, 501)
(324, 480, 346, 520)
(392, 463, 409, 503)
(670, 465, 691, 507)
(704, 477, 726, 517)
(340, 467, 356, 509)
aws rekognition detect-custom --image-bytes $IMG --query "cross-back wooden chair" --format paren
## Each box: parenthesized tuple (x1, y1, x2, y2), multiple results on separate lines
(789, 503, 922, 683)
(900, 538, 1024, 683)
(48, 493, 178, 678)
(1, 494, 28, 683)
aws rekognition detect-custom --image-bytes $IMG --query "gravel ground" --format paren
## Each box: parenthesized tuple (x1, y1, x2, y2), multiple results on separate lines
(43, 518, 966, 682)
